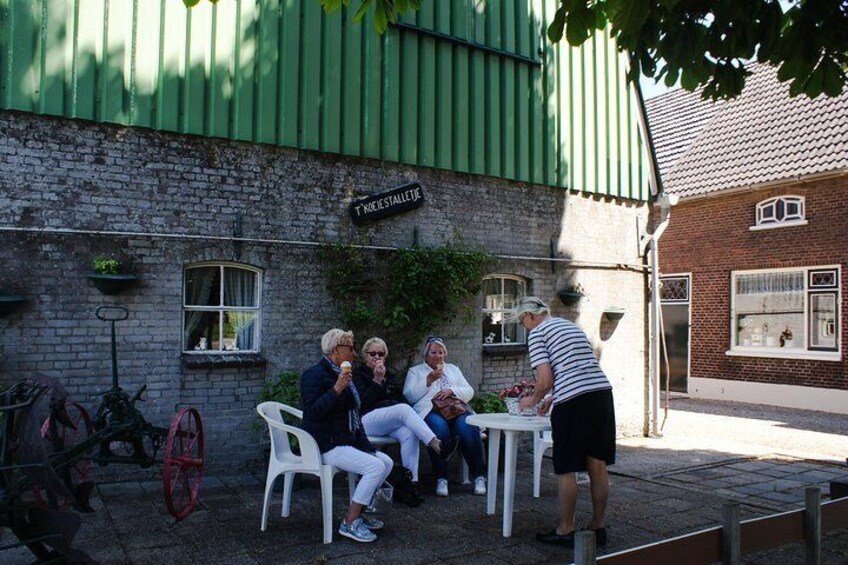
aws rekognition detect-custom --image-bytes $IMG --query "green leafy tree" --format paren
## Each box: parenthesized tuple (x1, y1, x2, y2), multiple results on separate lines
(547, 0, 847, 100)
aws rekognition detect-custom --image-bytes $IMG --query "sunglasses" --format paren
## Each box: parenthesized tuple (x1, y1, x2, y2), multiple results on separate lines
(366, 351, 386, 358)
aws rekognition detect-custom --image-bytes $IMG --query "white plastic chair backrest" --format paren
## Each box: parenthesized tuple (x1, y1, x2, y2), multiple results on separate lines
(256, 401, 323, 471)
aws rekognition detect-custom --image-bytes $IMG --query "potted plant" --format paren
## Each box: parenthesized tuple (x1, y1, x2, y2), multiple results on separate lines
(557, 283, 585, 306)
(468, 392, 507, 414)
(87, 256, 138, 295)
(498, 379, 536, 415)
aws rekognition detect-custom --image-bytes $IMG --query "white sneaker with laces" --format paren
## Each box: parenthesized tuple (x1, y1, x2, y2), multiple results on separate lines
(338, 517, 377, 543)
(436, 478, 449, 497)
(360, 515, 384, 530)
(474, 476, 487, 495)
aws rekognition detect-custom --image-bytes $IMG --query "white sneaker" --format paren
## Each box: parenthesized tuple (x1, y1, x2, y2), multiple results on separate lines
(436, 478, 449, 497)
(474, 476, 487, 495)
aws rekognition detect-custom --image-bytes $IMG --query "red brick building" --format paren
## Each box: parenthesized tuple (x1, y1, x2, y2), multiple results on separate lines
(646, 64, 848, 414)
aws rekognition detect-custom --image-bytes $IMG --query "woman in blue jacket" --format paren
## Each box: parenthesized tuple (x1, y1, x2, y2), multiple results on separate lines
(300, 329, 393, 543)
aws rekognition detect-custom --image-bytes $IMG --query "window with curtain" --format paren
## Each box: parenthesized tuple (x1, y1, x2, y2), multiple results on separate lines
(731, 266, 840, 355)
(183, 263, 261, 353)
(482, 275, 528, 346)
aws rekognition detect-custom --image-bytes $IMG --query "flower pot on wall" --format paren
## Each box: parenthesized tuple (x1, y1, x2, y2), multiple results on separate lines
(603, 307, 626, 321)
(0, 295, 26, 317)
(557, 290, 584, 306)
(87, 273, 138, 295)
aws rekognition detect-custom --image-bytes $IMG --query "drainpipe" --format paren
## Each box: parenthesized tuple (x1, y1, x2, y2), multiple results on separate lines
(645, 194, 677, 436)
(628, 53, 671, 437)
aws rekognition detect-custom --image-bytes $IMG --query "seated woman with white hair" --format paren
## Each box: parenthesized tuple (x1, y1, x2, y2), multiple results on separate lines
(300, 329, 393, 543)
(403, 335, 487, 498)
(353, 337, 442, 505)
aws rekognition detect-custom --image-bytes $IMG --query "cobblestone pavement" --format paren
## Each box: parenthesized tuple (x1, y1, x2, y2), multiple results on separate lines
(3, 398, 846, 564)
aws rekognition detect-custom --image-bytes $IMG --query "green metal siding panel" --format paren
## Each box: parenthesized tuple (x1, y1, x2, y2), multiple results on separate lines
(361, 15, 381, 159)
(398, 15, 417, 164)
(381, 31, 399, 162)
(0, 0, 651, 201)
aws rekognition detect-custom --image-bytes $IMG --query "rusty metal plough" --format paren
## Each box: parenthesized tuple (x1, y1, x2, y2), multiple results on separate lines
(1, 306, 205, 562)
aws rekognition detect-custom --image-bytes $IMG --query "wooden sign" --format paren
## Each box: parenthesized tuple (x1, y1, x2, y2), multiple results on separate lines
(349, 182, 425, 225)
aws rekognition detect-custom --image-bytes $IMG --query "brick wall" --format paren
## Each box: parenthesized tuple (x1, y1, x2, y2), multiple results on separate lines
(659, 177, 848, 391)
(0, 110, 649, 470)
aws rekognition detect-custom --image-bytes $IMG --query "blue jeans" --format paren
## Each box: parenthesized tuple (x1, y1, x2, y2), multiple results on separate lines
(424, 411, 485, 480)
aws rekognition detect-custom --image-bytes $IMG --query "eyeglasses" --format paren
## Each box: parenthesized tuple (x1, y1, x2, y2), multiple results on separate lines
(337, 344, 354, 351)
(366, 351, 386, 358)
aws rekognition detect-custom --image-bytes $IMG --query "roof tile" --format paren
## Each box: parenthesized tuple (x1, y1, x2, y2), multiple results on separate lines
(646, 64, 848, 197)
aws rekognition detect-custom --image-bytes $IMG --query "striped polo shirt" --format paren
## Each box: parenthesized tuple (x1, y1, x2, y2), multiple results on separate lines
(528, 316, 611, 405)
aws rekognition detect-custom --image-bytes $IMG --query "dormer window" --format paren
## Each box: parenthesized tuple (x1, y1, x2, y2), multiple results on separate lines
(751, 195, 806, 230)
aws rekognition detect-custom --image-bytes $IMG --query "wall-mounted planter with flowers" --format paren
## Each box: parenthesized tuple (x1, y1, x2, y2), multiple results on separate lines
(87, 257, 138, 295)
(557, 283, 585, 306)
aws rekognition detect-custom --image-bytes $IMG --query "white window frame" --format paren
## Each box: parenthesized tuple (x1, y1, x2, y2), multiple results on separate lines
(482, 274, 528, 347)
(750, 195, 807, 231)
(727, 265, 841, 361)
(182, 262, 262, 354)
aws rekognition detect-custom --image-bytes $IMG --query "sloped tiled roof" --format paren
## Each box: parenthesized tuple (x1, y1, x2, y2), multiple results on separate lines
(645, 63, 848, 198)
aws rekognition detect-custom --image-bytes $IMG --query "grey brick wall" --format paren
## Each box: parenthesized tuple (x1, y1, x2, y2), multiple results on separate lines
(0, 110, 649, 472)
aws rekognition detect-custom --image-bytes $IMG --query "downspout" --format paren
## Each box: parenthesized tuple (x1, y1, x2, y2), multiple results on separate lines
(627, 53, 671, 438)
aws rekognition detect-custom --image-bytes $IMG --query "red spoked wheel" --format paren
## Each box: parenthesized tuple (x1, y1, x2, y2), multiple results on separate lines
(35, 401, 94, 509)
(163, 407, 204, 519)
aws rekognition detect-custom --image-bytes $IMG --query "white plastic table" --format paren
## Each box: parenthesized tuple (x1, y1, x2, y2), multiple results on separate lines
(466, 413, 551, 537)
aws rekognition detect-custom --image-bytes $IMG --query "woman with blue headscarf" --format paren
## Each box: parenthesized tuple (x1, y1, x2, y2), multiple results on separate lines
(403, 336, 486, 497)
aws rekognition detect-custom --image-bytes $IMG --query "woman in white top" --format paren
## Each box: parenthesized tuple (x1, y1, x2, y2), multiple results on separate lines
(403, 335, 486, 497)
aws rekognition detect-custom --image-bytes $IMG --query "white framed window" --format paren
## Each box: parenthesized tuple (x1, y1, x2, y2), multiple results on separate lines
(482, 275, 527, 346)
(183, 262, 261, 353)
(730, 266, 840, 360)
(751, 195, 807, 230)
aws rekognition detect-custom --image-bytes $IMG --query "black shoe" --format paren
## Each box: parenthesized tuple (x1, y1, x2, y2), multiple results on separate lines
(535, 529, 575, 547)
(590, 527, 607, 547)
(411, 482, 425, 505)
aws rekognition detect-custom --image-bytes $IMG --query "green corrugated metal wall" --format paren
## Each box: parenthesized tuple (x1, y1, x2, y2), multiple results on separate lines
(0, 0, 649, 200)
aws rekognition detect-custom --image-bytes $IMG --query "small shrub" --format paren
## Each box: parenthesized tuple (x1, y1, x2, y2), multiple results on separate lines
(469, 392, 506, 414)
(258, 371, 301, 451)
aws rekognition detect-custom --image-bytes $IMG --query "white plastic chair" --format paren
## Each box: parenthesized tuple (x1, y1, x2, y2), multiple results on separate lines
(256, 401, 354, 544)
(532, 430, 552, 497)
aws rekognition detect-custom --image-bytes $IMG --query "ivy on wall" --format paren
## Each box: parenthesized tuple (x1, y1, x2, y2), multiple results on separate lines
(320, 238, 492, 368)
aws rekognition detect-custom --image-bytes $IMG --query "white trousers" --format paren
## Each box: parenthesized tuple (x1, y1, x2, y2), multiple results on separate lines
(322, 445, 393, 506)
(362, 403, 436, 482)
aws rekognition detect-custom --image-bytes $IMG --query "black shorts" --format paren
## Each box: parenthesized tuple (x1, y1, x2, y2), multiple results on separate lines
(551, 389, 616, 474)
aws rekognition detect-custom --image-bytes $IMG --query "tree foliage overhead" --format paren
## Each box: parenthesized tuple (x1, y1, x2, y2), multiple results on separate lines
(548, 0, 848, 100)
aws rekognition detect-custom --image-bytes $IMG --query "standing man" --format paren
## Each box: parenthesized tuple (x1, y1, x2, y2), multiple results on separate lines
(513, 297, 616, 548)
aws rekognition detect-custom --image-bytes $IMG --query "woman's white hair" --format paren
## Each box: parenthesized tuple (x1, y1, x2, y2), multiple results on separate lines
(321, 328, 354, 355)
(361, 337, 389, 359)
(421, 335, 448, 359)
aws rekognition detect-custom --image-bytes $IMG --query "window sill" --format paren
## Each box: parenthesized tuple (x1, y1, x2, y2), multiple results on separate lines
(749, 220, 808, 231)
(725, 349, 841, 362)
(181, 352, 268, 369)
(482, 344, 528, 357)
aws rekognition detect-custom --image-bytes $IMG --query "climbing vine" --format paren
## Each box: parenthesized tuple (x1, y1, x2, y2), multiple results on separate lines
(320, 238, 492, 368)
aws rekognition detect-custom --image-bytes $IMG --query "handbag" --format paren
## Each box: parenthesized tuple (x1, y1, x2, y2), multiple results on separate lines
(432, 396, 467, 421)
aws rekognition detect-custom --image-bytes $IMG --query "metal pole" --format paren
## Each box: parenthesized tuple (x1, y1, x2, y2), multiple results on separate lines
(722, 503, 741, 564)
(110, 319, 119, 391)
(573, 530, 597, 565)
(805, 486, 821, 565)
